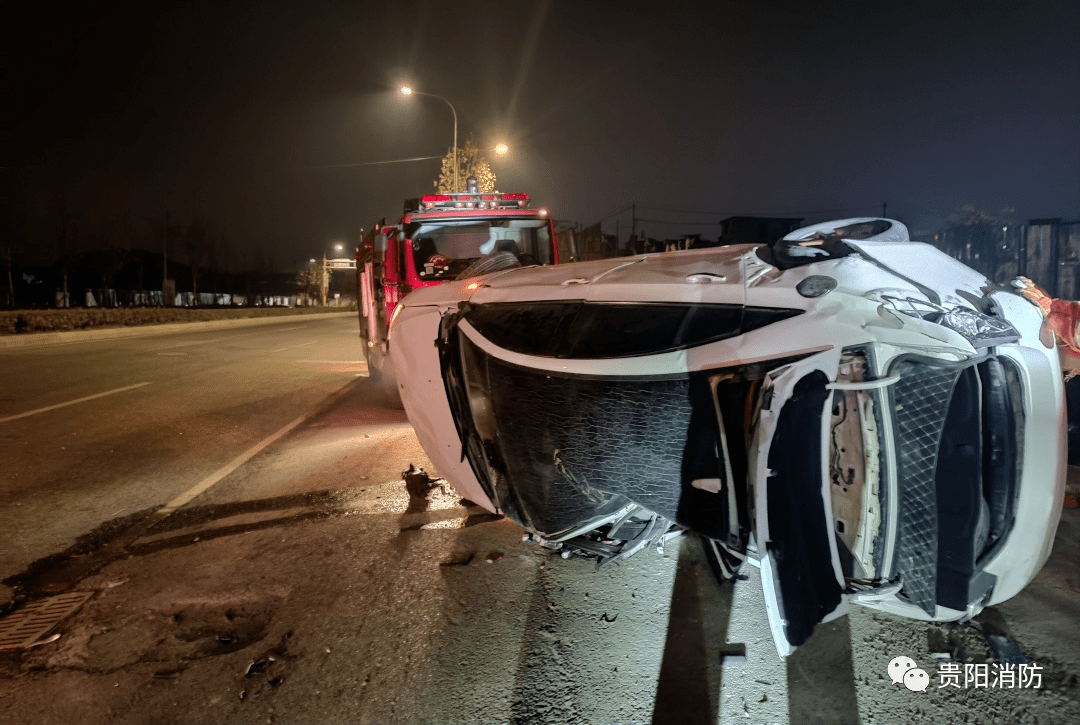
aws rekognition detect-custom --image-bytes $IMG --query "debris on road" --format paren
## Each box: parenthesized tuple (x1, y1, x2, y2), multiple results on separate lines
(401, 464, 447, 514)
(986, 633, 1028, 665)
(719, 642, 748, 666)
(25, 632, 61, 648)
(440, 553, 475, 567)
(484, 552, 503, 564)
(244, 657, 274, 677)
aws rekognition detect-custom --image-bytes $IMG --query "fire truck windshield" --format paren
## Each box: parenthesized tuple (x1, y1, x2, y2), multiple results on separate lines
(406, 218, 554, 280)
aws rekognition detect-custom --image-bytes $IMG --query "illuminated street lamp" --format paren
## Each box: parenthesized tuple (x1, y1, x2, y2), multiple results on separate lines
(494, 143, 509, 156)
(401, 85, 459, 192)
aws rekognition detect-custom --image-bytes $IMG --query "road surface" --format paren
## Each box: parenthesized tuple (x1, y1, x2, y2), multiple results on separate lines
(1, 316, 1078, 724)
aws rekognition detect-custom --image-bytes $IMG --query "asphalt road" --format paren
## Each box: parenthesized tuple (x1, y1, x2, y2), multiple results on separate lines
(1, 316, 1078, 724)
(0, 316, 369, 587)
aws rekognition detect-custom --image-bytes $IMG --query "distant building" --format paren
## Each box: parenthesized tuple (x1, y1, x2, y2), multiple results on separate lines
(578, 223, 621, 261)
(932, 218, 1080, 297)
(629, 234, 703, 255)
(554, 222, 579, 263)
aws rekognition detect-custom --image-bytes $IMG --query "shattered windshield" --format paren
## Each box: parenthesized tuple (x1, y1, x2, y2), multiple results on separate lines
(407, 218, 553, 280)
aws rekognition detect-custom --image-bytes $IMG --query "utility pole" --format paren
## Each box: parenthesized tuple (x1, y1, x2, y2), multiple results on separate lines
(163, 211, 168, 288)
(631, 202, 637, 240)
(5, 243, 13, 309)
(882, 200, 888, 218)
(162, 211, 172, 306)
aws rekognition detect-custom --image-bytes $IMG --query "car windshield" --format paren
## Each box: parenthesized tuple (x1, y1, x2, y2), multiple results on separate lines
(407, 218, 553, 280)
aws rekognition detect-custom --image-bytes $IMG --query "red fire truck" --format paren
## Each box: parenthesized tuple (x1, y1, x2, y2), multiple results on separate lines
(356, 179, 559, 386)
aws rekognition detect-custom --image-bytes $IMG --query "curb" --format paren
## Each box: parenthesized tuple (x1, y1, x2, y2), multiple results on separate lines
(0, 311, 357, 349)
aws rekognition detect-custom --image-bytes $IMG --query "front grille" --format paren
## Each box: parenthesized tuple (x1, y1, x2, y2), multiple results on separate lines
(888, 358, 962, 615)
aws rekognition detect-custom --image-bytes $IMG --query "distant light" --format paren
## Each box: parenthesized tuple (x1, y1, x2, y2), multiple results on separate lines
(335, 244, 343, 251)
(494, 143, 509, 155)
(309, 258, 316, 263)
(400, 86, 413, 95)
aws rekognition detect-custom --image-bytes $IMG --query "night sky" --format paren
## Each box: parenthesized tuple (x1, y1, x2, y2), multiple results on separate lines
(10, 0, 1080, 272)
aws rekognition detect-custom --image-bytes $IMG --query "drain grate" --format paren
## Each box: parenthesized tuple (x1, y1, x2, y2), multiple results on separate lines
(0, 592, 94, 650)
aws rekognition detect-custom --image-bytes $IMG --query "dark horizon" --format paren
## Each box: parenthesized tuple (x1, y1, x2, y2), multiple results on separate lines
(8, 0, 1080, 272)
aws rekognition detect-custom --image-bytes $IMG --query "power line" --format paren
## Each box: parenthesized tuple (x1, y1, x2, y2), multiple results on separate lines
(310, 155, 444, 169)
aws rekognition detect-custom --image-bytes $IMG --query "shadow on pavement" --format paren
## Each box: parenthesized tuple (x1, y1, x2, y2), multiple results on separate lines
(652, 536, 732, 725)
(3, 488, 381, 599)
(786, 615, 860, 725)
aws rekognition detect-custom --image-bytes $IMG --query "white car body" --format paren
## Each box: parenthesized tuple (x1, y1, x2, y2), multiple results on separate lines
(390, 218, 1066, 657)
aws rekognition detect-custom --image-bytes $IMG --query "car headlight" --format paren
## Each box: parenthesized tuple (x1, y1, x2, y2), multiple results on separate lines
(939, 309, 1020, 348)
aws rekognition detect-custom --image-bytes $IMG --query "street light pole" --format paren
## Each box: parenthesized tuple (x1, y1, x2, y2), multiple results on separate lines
(401, 86, 458, 192)
(160, 211, 167, 296)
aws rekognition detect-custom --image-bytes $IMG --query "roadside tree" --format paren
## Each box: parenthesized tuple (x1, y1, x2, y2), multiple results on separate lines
(434, 138, 496, 193)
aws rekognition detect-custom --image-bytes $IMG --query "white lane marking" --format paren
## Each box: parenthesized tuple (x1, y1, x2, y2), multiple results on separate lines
(271, 340, 317, 353)
(0, 382, 151, 423)
(294, 360, 365, 364)
(155, 413, 309, 516)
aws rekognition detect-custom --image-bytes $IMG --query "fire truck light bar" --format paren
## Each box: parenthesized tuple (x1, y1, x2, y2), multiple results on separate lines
(415, 192, 530, 211)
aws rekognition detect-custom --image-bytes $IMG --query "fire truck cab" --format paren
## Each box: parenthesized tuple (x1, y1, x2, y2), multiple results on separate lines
(356, 181, 559, 385)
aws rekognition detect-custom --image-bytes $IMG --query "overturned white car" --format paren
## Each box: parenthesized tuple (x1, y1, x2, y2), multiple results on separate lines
(389, 218, 1066, 656)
